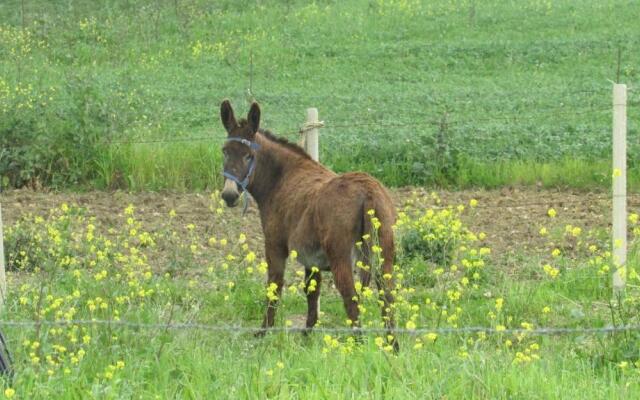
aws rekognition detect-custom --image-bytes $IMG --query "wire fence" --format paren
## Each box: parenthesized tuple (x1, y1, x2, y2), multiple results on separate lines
(1, 319, 639, 337)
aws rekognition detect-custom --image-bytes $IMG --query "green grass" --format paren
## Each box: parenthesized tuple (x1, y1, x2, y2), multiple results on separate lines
(1, 0, 639, 190)
(2, 194, 640, 398)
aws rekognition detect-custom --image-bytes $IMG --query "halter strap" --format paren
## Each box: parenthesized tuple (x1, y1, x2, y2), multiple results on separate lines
(222, 137, 260, 215)
(225, 137, 260, 151)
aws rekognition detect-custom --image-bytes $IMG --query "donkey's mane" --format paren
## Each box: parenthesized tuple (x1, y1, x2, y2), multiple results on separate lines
(237, 118, 311, 160)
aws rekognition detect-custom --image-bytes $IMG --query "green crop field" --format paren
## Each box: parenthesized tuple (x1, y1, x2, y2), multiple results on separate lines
(1, 0, 639, 190)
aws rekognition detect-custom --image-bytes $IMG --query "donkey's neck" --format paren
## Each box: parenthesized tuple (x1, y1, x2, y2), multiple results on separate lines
(247, 132, 322, 209)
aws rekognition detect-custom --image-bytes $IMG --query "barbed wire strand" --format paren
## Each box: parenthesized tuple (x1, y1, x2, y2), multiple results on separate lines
(0, 319, 639, 336)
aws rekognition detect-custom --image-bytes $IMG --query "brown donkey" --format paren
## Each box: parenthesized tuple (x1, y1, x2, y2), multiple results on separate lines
(219, 100, 398, 348)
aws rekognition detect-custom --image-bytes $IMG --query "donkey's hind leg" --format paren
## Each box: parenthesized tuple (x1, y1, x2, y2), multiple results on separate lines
(374, 270, 399, 352)
(358, 242, 372, 287)
(329, 257, 360, 327)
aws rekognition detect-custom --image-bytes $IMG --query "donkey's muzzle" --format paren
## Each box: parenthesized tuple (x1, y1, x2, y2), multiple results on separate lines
(222, 179, 240, 207)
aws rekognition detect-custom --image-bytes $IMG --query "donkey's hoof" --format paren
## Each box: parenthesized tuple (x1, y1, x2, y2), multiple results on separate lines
(391, 339, 400, 353)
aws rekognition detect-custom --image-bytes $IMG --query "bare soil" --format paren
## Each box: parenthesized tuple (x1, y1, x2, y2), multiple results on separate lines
(1, 187, 632, 266)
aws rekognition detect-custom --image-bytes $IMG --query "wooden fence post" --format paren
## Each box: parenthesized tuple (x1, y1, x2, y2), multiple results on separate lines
(612, 83, 627, 296)
(304, 108, 320, 162)
(0, 204, 6, 308)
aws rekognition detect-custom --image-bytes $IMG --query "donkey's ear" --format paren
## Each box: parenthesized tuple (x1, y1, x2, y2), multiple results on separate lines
(247, 102, 261, 135)
(220, 99, 237, 134)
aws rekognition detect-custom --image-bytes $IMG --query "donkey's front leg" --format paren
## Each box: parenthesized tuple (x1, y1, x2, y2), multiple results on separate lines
(258, 245, 286, 335)
(304, 268, 322, 333)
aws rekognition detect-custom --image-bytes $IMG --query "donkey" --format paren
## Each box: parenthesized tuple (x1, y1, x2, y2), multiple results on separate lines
(219, 100, 398, 348)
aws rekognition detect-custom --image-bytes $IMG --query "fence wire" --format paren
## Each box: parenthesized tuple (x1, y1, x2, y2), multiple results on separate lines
(1, 319, 639, 337)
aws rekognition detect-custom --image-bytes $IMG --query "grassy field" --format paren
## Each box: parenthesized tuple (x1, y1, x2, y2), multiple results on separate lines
(1, 0, 639, 190)
(1, 189, 640, 398)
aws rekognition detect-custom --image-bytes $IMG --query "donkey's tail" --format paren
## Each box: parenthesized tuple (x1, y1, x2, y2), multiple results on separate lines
(360, 190, 396, 287)
(361, 189, 398, 347)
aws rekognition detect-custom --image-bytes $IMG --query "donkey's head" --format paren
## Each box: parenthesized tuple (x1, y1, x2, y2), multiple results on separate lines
(220, 100, 261, 207)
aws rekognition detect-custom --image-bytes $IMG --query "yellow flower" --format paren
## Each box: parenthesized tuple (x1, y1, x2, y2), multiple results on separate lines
(551, 248, 561, 257)
(539, 227, 548, 236)
(124, 204, 135, 215)
(629, 213, 639, 224)
(543, 264, 559, 278)
(290, 250, 298, 260)
(4, 388, 15, 398)
(495, 298, 504, 311)
(613, 168, 622, 178)
(469, 199, 478, 207)
(547, 208, 557, 218)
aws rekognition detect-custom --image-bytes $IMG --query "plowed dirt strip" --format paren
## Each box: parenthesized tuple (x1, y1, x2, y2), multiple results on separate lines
(1, 188, 632, 266)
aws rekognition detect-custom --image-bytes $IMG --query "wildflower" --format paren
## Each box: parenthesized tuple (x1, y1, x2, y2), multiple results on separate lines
(551, 248, 561, 257)
(613, 168, 622, 178)
(4, 388, 15, 398)
(543, 264, 559, 278)
(547, 208, 557, 218)
(539, 227, 548, 236)
(469, 199, 478, 207)
(290, 250, 298, 260)
(495, 298, 504, 311)
(630, 213, 639, 224)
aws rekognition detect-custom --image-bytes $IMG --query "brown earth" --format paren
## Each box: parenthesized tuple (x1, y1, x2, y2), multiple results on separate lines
(3, 187, 635, 268)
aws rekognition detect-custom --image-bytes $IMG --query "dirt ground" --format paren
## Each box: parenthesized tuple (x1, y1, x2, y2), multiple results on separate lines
(3, 187, 632, 267)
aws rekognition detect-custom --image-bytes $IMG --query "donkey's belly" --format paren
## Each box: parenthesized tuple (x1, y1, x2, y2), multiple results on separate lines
(295, 246, 359, 272)
(297, 247, 330, 271)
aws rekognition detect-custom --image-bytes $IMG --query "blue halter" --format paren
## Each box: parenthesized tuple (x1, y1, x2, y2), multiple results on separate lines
(223, 137, 260, 215)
